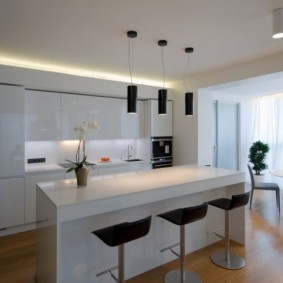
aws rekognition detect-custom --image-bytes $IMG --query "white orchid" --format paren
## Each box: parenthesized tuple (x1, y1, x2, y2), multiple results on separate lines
(74, 120, 99, 139)
(66, 120, 99, 172)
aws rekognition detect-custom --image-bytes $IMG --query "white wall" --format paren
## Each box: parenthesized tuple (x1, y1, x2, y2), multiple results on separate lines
(171, 51, 283, 167)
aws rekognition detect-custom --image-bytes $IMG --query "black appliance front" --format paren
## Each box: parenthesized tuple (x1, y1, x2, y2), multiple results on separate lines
(151, 157, 173, 169)
(151, 136, 173, 169)
(151, 136, 173, 159)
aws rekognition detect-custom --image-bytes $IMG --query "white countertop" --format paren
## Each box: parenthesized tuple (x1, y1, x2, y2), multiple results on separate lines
(25, 158, 149, 174)
(37, 165, 245, 222)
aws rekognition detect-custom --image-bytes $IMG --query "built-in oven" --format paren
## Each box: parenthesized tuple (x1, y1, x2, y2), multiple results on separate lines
(151, 136, 173, 169)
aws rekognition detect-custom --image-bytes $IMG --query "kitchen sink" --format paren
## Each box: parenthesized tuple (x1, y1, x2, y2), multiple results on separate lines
(124, 159, 142, 162)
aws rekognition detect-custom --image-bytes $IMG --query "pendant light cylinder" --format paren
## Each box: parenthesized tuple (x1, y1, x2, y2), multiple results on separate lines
(185, 92, 194, 116)
(127, 85, 137, 113)
(158, 89, 167, 115)
(272, 8, 283, 39)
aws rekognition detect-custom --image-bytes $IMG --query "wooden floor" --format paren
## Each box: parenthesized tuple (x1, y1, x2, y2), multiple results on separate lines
(1, 190, 283, 283)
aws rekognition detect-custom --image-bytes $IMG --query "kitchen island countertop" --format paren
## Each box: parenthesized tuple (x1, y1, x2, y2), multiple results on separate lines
(37, 164, 245, 222)
(36, 164, 246, 283)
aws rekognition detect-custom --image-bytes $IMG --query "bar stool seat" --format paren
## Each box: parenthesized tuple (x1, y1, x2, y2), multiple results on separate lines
(92, 215, 152, 283)
(157, 202, 208, 283)
(208, 191, 250, 270)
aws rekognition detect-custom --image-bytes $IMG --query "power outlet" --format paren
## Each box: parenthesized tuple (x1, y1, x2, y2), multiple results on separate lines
(27, 158, 46, 164)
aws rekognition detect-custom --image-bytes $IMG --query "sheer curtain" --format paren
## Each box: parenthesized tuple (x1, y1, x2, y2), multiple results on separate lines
(251, 93, 283, 170)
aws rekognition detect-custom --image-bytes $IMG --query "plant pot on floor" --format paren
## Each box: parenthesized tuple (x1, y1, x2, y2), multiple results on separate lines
(75, 167, 89, 188)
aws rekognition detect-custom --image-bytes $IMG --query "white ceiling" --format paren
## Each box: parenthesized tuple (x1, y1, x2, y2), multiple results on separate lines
(0, 0, 283, 86)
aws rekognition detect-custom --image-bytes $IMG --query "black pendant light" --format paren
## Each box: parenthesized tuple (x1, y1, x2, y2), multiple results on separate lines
(185, 92, 194, 116)
(184, 47, 194, 116)
(127, 30, 138, 114)
(158, 40, 168, 115)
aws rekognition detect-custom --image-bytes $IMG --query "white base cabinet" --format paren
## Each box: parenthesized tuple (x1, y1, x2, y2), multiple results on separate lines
(0, 178, 25, 229)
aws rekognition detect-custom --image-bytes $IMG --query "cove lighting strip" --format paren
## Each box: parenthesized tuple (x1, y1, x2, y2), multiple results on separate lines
(0, 56, 167, 88)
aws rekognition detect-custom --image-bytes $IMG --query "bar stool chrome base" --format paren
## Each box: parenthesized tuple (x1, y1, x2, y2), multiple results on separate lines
(164, 270, 202, 283)
(210, 250, 245, 270)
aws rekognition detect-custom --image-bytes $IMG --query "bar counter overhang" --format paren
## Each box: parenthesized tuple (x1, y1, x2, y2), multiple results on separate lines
(36, 165, 247, 283)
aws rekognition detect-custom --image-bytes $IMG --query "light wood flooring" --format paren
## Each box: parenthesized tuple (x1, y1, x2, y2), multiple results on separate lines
(1, 190, 283, 283)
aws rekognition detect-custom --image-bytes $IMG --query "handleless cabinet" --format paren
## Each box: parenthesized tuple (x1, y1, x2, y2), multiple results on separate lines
(145, 100, 173, 137)
(25, 90, 61, 141)
(94, 96, 121, 139)
(121, 100, 145, 139)
(61, 93, 96, 140)
(61, 94, 122, 140)
(0, 84, 25, 178)
(0, 178, 25, 229)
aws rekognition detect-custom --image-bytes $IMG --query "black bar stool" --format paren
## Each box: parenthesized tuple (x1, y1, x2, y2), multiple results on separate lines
(157, 202, 208, 283)
(91, 215, 152, 283)
(208, 191, 250, 270)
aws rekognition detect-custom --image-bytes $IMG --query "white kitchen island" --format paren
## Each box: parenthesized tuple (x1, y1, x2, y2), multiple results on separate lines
(36, 165, 246, 283)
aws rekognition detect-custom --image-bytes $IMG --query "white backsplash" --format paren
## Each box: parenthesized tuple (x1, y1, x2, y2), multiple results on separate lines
(25, 139, 145, 165)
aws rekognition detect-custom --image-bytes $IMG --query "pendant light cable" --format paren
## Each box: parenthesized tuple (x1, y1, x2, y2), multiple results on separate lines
(183, 47, 193, 91)
(161, 46, 166, 89)
(183, 53, 190, 92)
(128, 36, 133, 85)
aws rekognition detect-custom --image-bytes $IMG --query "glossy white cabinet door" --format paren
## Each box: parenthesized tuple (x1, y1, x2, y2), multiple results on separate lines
(0, 85, 25, 178)
(121, 100, 145, 139)
(146, 100, 173, 137)
(25, 90, 61, 141)
(25, 172, 65, 223)
(94, 96, 121, 139)
(61, 93, 122, 140)
(61, 93, 96, 140)
(0, 178, 25, 229)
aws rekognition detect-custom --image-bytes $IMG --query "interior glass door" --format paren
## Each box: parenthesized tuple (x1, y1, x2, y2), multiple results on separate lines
(213, 101, 239, 170)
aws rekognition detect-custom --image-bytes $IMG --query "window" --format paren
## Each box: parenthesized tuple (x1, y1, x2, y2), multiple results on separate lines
(251, 93, 283, 169)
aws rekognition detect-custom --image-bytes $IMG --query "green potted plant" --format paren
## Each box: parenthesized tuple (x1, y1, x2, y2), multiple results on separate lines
(248, 140, 269, 175)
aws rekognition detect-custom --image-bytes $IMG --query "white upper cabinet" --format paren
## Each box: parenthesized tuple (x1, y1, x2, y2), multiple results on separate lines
(25, 90, 61, 141)
(61, 93, 97, 140)
(0, 85, 25, 178)
(145, 99, 173, 137)
(61, 93, 122, 140)
(121, 100, 145, 139)
(94, 96, 121, 139)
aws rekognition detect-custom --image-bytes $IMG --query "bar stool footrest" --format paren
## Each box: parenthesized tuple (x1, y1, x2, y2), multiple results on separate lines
(96, 265, 118, 278)
(210, 250, 245, 270)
